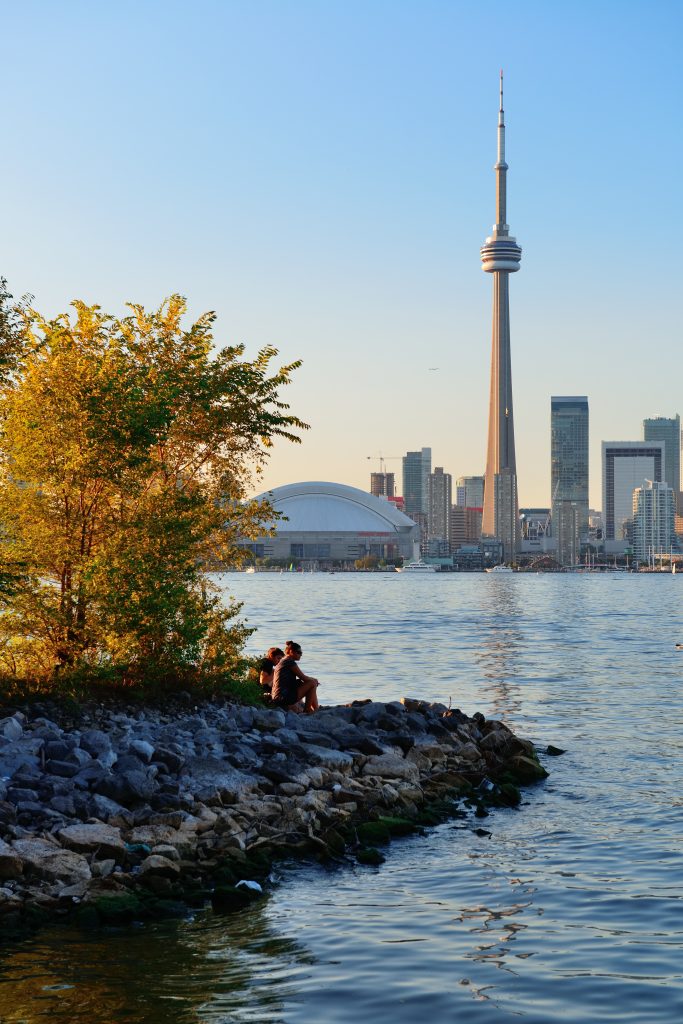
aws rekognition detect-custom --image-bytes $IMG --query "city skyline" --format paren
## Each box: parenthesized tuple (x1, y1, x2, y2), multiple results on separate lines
(1, 3, 682, 510)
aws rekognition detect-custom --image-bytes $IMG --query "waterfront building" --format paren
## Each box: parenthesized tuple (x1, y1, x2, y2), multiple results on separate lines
(520, 508, 551, 541)
(244, 481, 418, 564)
(675, 492, 683, 540)
(602, 442, 664, 547)
(551, 396, 589, 566)
(643, 416, 680, 493)
(632, 480, 675, 563)
(519, 508, 555, 559)
(464, 506, 483, 544)
(481, 73, 522, 561)
(370, 472, 395, 499)
(428, 467, 452, 547)
(588, 509, 604, 544)
(449, 506, 465, 552)
(449, 505, 483, 553)
(455, 476, 484, 508)
(402, 448, 432, 521)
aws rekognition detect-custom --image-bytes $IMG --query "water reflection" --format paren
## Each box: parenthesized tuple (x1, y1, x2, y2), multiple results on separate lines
(0, 906, 310, 1024)
(3, 576, 683, 1024)
(474, 578, 525, 725)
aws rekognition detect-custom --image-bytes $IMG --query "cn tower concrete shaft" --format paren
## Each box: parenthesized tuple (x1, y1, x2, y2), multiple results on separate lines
(481, 71, 522, 560)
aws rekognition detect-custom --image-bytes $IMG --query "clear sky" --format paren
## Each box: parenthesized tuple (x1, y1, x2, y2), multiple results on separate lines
(2, 0, 681, 509)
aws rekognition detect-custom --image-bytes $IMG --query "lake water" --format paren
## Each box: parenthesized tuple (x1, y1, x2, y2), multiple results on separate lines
(1, 572, 682, 1023)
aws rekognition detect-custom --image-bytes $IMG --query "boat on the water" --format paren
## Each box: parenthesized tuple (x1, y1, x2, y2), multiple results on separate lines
(485, 565, 513, 573)
(397, 561, 439, 573)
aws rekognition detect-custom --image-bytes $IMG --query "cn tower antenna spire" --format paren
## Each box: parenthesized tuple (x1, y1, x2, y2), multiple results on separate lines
(495, 68, 508, 231)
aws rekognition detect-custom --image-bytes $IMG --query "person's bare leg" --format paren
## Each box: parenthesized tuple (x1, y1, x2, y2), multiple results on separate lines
(297, 680, 319, 712)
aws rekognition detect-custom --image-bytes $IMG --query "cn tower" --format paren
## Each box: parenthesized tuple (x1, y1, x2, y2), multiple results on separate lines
(481, 71, 522, 560)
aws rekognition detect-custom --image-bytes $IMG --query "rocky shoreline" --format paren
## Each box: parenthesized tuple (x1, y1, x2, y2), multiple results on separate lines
(0, 696, 550, 938)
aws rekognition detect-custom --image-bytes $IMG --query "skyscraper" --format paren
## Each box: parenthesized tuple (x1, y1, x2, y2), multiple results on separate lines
(602, 441, 664, 543)
(551, 397, 589, 566)
(643, 416, 680, 493)
(370, 472, 395, 499)
(455, 475, 484, 509)
(402, 448, 432, 521)
(632, 480, 676, 563)
(428, 467, 452, 550)
(481, 72, 522, 561)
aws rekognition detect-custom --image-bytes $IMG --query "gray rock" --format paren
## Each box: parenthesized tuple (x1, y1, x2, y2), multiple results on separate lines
(91, 858, 116, 878)
(88, 793, 129, 821)
(232, 706, 255, 730)
(57, 823, 126, 862)
(279, 782, 307, 796)
(362, 754, 420, 782)
(0, 717, 23, 743)
(251, 708, 286, 731)
(151, 747, 184, 773)
(300, 744, 354, 771)
(151, 843, 180, 862)
(66, 748, 93, 768)
(130, 739, 155, 763)
(72, 763, 108, 790)
(44, 739, 74, 760)
(96, 769, 157, 805)
(45, 759, 80, 778)
(50, 795, 76, 817)
(79, 729, 112, 759)
(6, 787, 39, 805)
(274, 728, 301, 745)
(0, 800, 17, 825)
(114, 753, 147, 774)
(10, 766, 42, 786)
(0, 837, 23, 880)
(12, 838, 91, 883)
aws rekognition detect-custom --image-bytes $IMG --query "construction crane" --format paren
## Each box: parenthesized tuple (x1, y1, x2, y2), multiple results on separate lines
(366, 454, 401, 473)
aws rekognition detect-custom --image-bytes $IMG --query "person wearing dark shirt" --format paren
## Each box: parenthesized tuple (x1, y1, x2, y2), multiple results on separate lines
(259, 647, 284, 695)
(271, 640, 320, 712)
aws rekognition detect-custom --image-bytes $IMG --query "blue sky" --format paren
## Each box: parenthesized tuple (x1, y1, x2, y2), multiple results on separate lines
(2, 0, 681, 507)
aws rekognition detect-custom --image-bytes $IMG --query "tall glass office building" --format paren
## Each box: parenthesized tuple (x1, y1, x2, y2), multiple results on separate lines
(643, 416, 680, 493)
(402, 448, 431, 521)
(551, 397, 589, 565)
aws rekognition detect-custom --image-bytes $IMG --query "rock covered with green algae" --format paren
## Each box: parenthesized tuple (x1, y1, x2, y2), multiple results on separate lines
(0, 696, 550, 935)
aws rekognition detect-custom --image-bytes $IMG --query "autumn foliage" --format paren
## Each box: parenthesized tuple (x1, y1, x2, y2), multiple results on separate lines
(0, 281, 305, 688)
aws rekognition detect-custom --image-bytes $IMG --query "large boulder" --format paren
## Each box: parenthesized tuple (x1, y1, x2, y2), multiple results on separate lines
(79, 729, 114, 760)
(138, 854, 181, 881)
(12, 838, 91, 883)
(362, 754, 420, 783)
(252, 708, 287, 731)
(0, 716, 23, 742)
(57, 823, 126, 863)
(300, 744, 354, 772)
(0, 838, 23, 880)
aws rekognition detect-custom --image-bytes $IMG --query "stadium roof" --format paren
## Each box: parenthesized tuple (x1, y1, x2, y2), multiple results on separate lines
(252, 481, 416, 534)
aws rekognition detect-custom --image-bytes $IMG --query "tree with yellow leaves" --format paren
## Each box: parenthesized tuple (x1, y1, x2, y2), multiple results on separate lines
(0, 283, 305, 687)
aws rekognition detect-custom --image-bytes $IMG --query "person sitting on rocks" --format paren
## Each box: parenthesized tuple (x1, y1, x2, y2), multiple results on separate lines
(271, 640, 320, 713)
(259, 647, 284, 699)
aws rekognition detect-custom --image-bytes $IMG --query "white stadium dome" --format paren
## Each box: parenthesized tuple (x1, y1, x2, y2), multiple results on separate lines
(246, 481, 418, 563)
